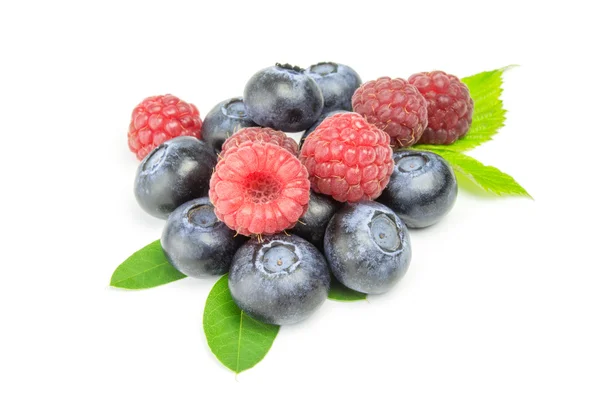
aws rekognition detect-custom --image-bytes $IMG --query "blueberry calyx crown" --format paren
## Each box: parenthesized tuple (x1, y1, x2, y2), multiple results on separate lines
(308, 62, 339, 76)
(258, 241, 299, 274)
(396, 153, 429, 173)
(142, 144, 167, 172)
(275, 63, 305, 73)
(368, 212, 402, 253)
(222, 98, 247, 119)
(187, 204, 219, 228)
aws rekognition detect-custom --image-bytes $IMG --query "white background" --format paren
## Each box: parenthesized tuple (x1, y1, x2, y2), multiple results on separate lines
(1, 1, 598, 397)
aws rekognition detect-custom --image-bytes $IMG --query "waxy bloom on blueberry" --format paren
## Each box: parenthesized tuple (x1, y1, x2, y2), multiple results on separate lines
(305, 62, 362, 114)
(200, 97, 257, 153)
(378, 150, 457, 228)
(134, 137, 217, 219)
(325, 201, 411, 294)
(161, 197, 245, 277)
(291, 190, 340, 251)
(229, 233, 330, 325)
(244, 63, 324, 132)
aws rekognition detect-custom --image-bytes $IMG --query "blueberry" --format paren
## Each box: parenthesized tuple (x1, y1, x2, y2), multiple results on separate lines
(243, 63, 324, 132)
(229, 234, 330, 325)
(300, 110, 350, 147)
(378, 150, 458, 228)
(200, 97, 258, 152)
(305, 62, 361, 114)
(324, 201, 411, 294)
(134, 136, 217, 219)
(161, 198, 245, 277)
(291, 191, 340, 251)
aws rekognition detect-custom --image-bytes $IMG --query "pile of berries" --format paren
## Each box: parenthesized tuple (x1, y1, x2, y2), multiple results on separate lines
(130, 62, 472, 325)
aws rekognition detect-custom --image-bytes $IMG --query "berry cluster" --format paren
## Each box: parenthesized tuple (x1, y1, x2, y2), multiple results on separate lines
(128, 61, 469, 326)
(351, 71, 474, 147)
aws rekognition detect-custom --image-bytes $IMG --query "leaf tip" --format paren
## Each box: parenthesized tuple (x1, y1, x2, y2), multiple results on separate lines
(109, 272, 121, 289)
(502, 64, 520, 71)
(109, 266, 136, 290)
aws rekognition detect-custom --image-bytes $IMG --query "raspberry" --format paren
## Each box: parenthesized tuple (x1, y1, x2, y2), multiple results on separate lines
(128, 94, 203, 160)
(209, 142, 310, 236)
(299, 113, 394, 202)
(352, 77, 428, 148)
(220, 127, 298, 157)
(408, 71, 474, 145)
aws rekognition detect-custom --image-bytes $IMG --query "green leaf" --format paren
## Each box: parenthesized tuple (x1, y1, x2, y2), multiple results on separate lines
(328, 277, 367, 302)
(203, 275, 279, 374)
(110, 240, 186, 289)
(414, 66, 511, 153)
(406, 66, 531, 198)
(431, 150, 531, 197)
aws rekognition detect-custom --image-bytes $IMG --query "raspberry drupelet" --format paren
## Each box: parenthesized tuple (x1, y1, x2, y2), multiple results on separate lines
(209, 142, 310, 237)
(408, 71, 474, 145)
(128, 94, 203, 160)
(299, 113, 394, 202)
(220, 127, 298, 157)
(352, 77, 428, 148)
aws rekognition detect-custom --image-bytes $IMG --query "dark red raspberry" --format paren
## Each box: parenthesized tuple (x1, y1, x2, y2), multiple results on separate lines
(220, 127, 298, 157)
(352, 77, 428, 148)
(408, 71, 474, 145)
(209, 142, 310, 236)
(128, 94, 203, 160)
(299, 113, 394, 203)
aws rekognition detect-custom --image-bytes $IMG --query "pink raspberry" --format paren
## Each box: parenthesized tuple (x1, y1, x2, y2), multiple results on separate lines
(299, 113, 394, 202)
(220, 127, 298, 157)
(352, 77, 428, 148)
(128, 94, 202, 160)
(209, 142, 310, 236)
(408, 71, 474, 145)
